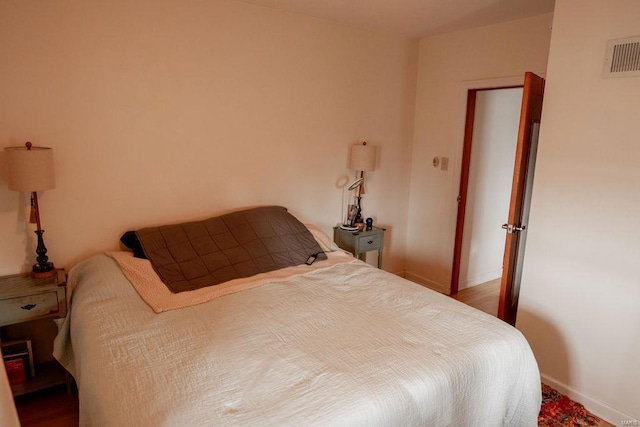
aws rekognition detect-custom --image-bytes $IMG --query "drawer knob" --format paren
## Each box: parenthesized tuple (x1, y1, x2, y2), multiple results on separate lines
(367, 240, 373, 244)
(21, 304, 37, 311)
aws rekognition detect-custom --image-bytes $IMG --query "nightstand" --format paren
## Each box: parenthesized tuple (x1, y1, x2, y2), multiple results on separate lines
(333, 226, 385, 268)
(0, 270, 68, 396)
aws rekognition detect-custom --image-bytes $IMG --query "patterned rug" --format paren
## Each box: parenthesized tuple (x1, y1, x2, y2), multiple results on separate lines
(538, 383, 608, 426)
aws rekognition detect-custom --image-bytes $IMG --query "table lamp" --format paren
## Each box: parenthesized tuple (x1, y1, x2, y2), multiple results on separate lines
(5, 142, 57, 278)
(342, 141, 375, 229)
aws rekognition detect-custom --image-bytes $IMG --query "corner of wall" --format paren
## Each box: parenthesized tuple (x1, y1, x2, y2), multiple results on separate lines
(404, 271, 448, 294)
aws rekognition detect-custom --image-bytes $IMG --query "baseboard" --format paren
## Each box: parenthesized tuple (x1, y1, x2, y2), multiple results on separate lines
(458, 268, 502, 289)
(403, 271, 447, 294)
(541, 374, 638, 425)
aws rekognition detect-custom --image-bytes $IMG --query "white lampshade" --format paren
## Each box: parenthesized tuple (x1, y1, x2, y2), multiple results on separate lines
(4, 143, 56, 192)
(349, 143, 376, 172)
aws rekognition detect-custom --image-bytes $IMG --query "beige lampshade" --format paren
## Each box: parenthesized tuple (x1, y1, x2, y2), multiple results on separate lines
(4, 144, 56, 192)
(349, 143, 376, 172)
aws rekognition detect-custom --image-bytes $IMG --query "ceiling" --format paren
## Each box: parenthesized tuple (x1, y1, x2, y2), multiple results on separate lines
(237, 0, 555, 38)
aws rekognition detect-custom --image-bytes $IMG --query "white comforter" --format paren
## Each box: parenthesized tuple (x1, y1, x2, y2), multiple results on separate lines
(54, 254, 540, 426)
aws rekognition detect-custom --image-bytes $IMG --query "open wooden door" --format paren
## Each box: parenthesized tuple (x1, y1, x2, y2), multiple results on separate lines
(498, 72, 545, 325)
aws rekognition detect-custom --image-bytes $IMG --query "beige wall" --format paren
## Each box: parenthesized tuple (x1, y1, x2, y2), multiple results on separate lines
(0, 0, 418, 275)
(405, 13, 553, 292)
(517, 0, 640, 422)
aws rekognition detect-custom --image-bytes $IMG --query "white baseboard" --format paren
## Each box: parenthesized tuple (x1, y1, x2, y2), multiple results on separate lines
(403, 271, 448, 294)
(541, 374, 638, 425)
(458, 268, 502, 289)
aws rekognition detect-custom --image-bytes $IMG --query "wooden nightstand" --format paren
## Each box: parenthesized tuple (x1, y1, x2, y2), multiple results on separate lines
(333, 226, 385, 268)
(0, 270, 68, 396)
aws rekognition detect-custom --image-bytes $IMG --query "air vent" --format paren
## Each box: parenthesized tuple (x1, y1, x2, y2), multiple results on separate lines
(603, 36, 640, 78)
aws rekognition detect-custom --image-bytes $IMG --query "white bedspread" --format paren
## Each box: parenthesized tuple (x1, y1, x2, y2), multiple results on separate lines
(54, 254, 540, 426)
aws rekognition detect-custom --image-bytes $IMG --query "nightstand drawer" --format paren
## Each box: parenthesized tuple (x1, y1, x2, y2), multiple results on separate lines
(0, 291, 61, 326)
(357, 233, 383, 251)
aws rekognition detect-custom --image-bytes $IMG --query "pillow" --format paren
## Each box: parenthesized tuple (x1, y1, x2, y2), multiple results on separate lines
(133, 206, 327, 293)
(120, 231, 147, 259)
(305, 224, 337, 253)
(121, 224, 332, 260)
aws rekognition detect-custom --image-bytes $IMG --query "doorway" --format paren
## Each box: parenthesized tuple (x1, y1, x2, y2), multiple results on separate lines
(457, 88, 522, 292)
(451, 86, 523, 301)
(451, 72, 545, 325)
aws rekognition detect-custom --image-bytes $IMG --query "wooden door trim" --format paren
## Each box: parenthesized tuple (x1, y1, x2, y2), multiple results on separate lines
(451, 89, 476, 296)
(451, 85, 522, 296)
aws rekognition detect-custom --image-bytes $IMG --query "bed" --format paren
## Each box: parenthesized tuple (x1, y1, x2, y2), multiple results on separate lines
(53, 208, 541, 426)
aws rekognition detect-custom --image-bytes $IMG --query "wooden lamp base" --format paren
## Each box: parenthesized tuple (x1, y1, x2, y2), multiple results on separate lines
(30, 268, 57, 279)
(32, 228, 55, 279)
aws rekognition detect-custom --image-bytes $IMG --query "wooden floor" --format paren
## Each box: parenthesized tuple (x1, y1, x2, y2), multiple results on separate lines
(451, 278, 501, 316)
(14, 385, 78, 427)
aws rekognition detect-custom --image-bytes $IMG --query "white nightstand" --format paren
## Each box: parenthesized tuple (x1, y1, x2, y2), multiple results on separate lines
(0, 270, 68, 396)
(333, 226, 385, 268)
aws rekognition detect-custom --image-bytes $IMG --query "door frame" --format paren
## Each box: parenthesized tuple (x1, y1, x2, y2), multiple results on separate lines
(450, 73, 545, 325)
(450, 76, 525, 296)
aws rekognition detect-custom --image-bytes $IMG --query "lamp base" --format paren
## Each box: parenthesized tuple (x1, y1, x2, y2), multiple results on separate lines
(32, 228, 55, 279)
(31, 262, 56, 279)
(31, 269, 56, 279)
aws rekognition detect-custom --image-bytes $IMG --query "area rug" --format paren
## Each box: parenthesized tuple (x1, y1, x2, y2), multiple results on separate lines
(538, 383, 608, 426)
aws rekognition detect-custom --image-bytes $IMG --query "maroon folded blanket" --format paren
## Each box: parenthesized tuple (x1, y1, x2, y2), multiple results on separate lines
(135, 206, 326, 293)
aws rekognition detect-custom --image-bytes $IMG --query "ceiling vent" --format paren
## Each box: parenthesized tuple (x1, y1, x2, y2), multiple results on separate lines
(603, 36, 640, 78)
